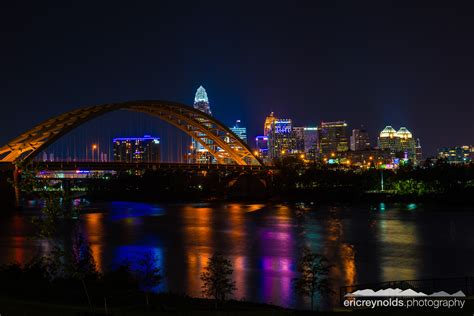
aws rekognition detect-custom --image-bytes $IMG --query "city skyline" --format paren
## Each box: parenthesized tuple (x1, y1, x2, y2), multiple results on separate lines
(1, 2, 474, 157)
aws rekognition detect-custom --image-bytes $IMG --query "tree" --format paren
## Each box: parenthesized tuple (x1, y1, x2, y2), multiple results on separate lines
(293, 247, 332, 311)
(200, 253, 236, 309)
(12, 162, 97, 310)
(135, 252, 162, 306)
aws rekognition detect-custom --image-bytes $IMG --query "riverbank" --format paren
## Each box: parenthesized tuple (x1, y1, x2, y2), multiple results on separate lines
(0, 294, 293, 316)
(2, 295, 472, 315)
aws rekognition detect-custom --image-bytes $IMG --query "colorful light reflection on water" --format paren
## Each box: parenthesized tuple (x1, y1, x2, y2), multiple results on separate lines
(2, 202, 474, 310)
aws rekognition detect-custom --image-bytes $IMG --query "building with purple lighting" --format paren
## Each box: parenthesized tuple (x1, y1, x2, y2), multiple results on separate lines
(113, 135, 161, 162)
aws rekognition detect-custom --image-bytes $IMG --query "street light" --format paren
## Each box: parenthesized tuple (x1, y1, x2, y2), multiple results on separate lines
(92, 144, 97, 162)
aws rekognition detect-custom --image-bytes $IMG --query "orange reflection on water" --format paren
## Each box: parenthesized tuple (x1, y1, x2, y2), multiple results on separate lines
(186, 251, 210, 297)
(245, 204, 265, 213)
(12, 215, 26, 264)
(340, 243, 356, 286)
(182, 205, 213, 297)
(324, 215, 357, 293)
(83, 212, 104, 271)
(183, 206, 212, 246)
(233, 255, 247, 299)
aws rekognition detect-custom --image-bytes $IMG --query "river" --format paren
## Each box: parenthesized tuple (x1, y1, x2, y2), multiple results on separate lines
(1, 201, 473, 309)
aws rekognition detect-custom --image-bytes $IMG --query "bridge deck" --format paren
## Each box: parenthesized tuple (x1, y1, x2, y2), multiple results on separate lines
(0, 161, 270, 172)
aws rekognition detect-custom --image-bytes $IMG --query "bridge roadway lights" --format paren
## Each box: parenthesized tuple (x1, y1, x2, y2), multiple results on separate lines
(32, 161, 269, 172)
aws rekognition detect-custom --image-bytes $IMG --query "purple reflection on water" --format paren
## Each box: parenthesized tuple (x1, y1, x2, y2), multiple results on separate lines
(258, 218, 298, 307)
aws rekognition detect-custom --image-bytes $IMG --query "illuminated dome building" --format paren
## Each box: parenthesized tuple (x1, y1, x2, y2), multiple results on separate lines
(378, 126, 399, 152)
(378, 126, 418, 162)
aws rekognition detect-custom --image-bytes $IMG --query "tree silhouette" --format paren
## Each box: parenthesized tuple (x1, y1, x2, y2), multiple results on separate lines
(135, 252, 162, 306)
(200, 253, 236, 309)
(293, 247, 332, 311)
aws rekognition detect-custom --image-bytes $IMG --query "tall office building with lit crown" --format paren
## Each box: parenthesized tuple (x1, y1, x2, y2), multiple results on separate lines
(268, 117, 297, 159)
(378, 126, 417, 162)
(264, 112, 277, 136)
(190, 85, 215, 163)
(318, 121, 349, 155)
(113, 135, 161, 162)
(193, 85, 212, 115)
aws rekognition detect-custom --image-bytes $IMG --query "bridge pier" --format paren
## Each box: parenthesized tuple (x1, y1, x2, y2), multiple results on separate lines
(13, 165, 21, 209)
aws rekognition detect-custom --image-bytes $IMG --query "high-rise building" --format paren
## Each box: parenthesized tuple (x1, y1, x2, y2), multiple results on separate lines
(377, 126, 398, 152)
(415, 138, 423, 163)
(293, 126, 318, 157)
(190, 85, 215, 163)
(350, 128, 371, 151)
(438, 145, 471, 164)
(113, 135, 161, 162)
(293, 127, 305, 153)
(318, 121, 349, 155)
(255, 135, 269, 158)
(302, 127, 318, 154)
(268, 118, 297, 159)
(230, 120, 247, 143)
(264, 112, 277, 136)
(396, 127, 416, 158)
(377, 126, 417, 162)
(193, 85, 211, 115)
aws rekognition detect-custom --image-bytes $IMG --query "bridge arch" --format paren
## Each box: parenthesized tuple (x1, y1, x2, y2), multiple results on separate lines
(0, 100, 262, 166)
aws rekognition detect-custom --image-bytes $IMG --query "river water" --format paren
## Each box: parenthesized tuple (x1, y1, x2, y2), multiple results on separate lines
(1, 202, 473, 309)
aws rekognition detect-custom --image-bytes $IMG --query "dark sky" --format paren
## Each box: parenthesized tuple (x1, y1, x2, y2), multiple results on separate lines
(1, 1, 473, 156)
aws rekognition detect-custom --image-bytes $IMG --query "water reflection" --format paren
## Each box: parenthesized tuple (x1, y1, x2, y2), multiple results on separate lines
(83, 212, 105, 271)
(1, 202, 474, 310)
(377, 216, 421, 281)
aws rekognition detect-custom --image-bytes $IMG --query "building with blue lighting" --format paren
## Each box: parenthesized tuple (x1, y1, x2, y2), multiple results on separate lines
(255, 135, 269, 158)
(268, 118, 297, 159)
(230, 120, 247, 143)
(113, 135, 161, 162)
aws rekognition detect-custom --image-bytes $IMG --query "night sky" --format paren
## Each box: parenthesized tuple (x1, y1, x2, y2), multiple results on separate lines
(1, 1, 473, 156)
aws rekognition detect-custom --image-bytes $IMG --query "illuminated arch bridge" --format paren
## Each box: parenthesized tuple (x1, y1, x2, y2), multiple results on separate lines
(0, 100, 262, 166)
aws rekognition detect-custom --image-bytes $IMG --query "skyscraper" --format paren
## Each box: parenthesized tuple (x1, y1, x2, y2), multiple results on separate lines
(396, 127, 416, 159)
(415, 138, 423, 163)
(377, 126, 398, 152)
(113, 135, 161, 162)
(255, 135, 269, 158)
(190, 85, 214, 163)
(292, 126, 305, 153)
(230, 120, 247, 143)
(268, 118, 297, 159)
(350, 128, 371, 151)
(378, 126, 417, 161)
(302, 127, 318, 153)
(264, 112, 277, 136)
(318, 121, 349, 155)
(193, 85, 211, 115)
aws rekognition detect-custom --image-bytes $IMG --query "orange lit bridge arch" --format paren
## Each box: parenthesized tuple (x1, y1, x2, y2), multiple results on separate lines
(0, 100, 262, 166)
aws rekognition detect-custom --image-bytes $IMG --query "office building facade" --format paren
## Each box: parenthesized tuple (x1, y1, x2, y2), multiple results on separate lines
(113, 135, 161, 162)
